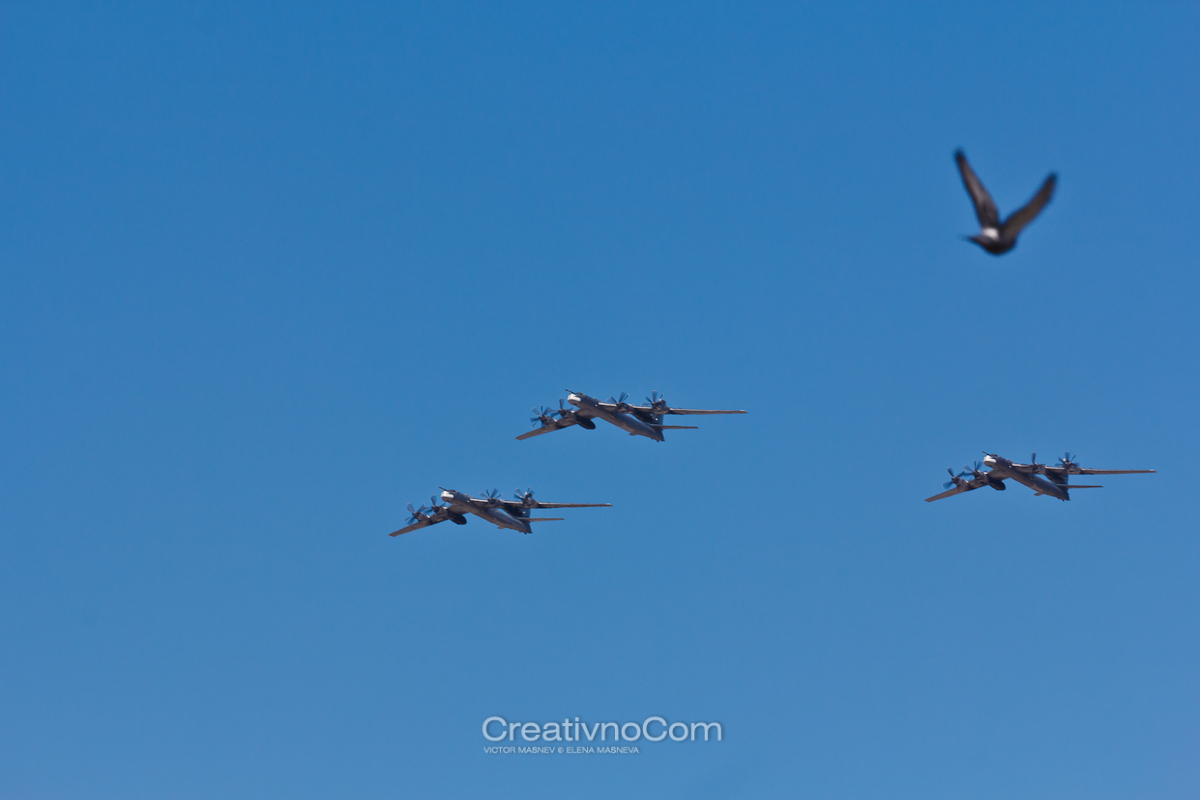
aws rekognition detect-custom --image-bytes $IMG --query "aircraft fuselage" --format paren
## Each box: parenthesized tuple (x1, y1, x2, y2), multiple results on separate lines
(568, 393, 663, 441)
(440, 489, 533, 533)
(982, 455, 1071, 501)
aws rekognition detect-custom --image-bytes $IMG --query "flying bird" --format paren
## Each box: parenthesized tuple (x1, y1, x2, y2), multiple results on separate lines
(955, 149, 1056, 255)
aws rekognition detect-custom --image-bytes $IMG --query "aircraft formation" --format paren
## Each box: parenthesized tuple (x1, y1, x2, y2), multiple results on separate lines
(386, 151, 1156, 537)
(390, 389, 743, 535)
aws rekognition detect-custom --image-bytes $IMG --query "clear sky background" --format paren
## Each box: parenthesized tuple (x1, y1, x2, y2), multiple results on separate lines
(2, 3, 1198, 798)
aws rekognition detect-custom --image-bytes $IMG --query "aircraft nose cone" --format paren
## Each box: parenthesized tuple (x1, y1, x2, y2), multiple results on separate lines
(567, 393, 582, 405)
(440, 490, 454, 502)
(983, 455, 996, 466)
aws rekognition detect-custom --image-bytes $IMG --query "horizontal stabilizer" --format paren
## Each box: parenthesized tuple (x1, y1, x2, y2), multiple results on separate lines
(527, 518, 565, 522)
(654, 425, 699, 430)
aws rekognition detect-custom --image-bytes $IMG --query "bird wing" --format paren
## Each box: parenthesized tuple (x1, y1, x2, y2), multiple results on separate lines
(1001, 173, 1056, 238)
(955, 150, 1000, 229)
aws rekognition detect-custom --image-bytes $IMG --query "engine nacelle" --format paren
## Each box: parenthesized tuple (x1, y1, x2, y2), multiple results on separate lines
(449, 514, 468, 525)
(576, 418, 596, 430)
(988, 480, 1007, 491)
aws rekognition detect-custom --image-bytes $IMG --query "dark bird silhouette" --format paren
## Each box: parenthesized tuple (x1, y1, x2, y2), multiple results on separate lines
(955, 149, 1056, 255)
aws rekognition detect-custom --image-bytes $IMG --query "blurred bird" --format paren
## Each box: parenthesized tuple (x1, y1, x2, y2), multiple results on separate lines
(955, 149, 1056, 255)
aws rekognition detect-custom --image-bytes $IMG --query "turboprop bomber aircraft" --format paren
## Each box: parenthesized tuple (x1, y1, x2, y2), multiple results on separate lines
(925, 452, 1155, 503)
(390, 488, 611, 536)
(517, 391, 746, 442)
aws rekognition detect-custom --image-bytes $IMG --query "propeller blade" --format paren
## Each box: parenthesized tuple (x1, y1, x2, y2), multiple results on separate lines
(530, 405, 557, 427)
(943, 466, 970, 488)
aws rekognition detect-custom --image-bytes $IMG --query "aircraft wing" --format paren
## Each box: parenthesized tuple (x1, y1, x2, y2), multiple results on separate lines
(924, 484, 977, 502)
(498, 500, 612, 510)
(661, 408, 746, 416)
(924, 477, 996, 502)
(625, 405, 747, 415)
(389, 516, 448, 537)
(516, 417, 578, 440)
(1043, 467, 1156, 476)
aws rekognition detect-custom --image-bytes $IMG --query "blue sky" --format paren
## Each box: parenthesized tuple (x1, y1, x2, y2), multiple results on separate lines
(2, 3, 1197, 798)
